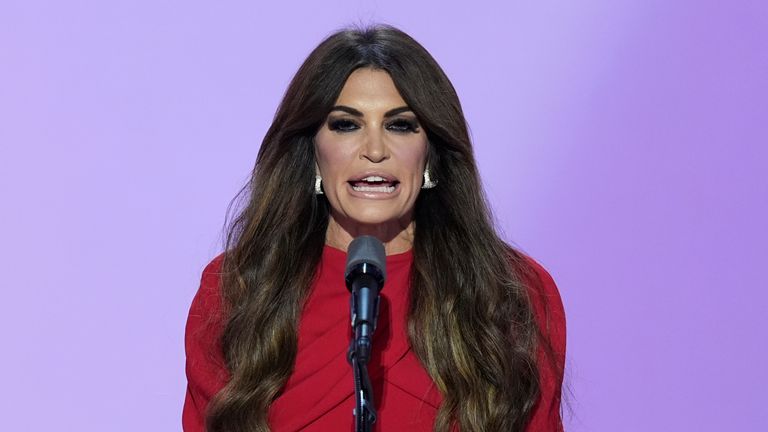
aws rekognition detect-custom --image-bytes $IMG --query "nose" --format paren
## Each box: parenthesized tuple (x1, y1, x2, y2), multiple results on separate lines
(360, 127, 389, 163)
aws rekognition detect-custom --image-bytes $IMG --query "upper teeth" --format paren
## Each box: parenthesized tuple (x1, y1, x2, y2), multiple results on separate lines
(361, 176, 386, 182)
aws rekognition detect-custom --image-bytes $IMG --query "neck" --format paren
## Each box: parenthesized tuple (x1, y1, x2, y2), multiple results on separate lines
(325, 213, 415, 255)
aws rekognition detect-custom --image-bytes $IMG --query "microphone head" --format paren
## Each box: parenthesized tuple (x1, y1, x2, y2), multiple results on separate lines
(344, 236, 386, 288)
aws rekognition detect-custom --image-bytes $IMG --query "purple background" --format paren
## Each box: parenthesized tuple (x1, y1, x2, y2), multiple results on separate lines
(1, 1, 766, 430)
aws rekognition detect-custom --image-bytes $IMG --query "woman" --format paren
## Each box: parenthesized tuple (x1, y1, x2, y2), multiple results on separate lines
(183, 24, 566, 432)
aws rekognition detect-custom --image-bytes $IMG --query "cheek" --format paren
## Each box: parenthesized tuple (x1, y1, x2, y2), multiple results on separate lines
(314, 135, 353, 176)
(392, 142, 429, 181)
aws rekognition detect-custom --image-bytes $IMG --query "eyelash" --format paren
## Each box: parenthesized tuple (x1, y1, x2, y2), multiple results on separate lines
(328, 119, 420, 134)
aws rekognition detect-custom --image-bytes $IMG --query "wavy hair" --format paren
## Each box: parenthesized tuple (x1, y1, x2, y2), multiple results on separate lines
(206, 24, 561, 431)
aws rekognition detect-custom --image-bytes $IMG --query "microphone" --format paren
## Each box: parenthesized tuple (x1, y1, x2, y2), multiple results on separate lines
(345, 236, 386, 365)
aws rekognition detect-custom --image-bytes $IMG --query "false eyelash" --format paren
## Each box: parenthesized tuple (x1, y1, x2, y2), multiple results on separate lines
(328, 119, 360, 132)
(386, 119, 420, 133)
(327, 118, 420, 133)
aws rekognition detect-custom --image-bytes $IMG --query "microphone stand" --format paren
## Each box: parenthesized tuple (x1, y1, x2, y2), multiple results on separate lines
(347, 271, 382, 432)
(348, 341, 377, 432)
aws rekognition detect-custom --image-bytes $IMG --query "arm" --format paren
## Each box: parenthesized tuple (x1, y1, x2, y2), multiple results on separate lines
(521, 256, 567, 432)
(183, 254, 229, 432)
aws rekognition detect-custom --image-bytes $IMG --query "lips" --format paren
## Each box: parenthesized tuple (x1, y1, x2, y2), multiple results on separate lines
(348, 174, 400, 194)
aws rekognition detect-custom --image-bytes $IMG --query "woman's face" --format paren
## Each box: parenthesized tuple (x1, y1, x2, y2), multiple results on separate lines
(314, 68, 429, 234)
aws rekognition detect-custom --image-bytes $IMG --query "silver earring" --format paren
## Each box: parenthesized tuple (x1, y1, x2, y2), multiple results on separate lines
(314, 175, 324, 195)
(422, 169, 437, 189)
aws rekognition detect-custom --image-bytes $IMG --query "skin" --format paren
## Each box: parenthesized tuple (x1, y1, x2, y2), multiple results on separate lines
(314, 68, 429, 255)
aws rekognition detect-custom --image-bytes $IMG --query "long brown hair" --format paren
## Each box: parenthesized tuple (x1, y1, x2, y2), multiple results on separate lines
(207, 24, 560, 431)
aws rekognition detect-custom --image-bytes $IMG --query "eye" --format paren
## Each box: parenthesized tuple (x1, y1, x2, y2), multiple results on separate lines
(386, 119, 420, 133)
(328, 119, 359, 133)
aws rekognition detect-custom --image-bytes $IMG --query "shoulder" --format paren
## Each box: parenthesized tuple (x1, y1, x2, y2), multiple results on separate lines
(185, 253, 227, 364)
(513, 252, 566, 349)
(183, 254, 229, 430)
(512, 252, 567, 430)
(200, 253, 226, 297)
(188, 253, 226, 320)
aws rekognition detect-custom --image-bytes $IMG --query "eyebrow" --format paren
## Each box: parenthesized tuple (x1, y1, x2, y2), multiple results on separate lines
(329, 105, 413, 118)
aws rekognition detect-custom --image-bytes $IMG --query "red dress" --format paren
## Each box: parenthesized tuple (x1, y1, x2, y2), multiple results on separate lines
(183, 246, 566, 431)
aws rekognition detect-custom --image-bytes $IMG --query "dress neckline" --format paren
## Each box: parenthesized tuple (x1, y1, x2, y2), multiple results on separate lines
(322, 243, 414, 265)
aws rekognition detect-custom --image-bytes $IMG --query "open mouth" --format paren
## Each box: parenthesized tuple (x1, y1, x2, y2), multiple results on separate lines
(348, 175, 400, 193)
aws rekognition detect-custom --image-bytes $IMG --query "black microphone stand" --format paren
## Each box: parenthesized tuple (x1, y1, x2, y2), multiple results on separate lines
(346, 267, 383, 432)
(348, 340, 377, 432)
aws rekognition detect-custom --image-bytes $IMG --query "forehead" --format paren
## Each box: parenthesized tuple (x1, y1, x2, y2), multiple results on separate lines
(334, 68, 408, 109)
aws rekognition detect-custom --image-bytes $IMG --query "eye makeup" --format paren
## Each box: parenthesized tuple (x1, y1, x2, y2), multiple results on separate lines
(328, 118, 360, 132)
(326, 116, 421, 134)
(385, 118, 420, 133)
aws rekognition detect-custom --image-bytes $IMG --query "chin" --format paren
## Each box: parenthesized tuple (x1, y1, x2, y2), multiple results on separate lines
(346, 211, 402, 226)
(335, 203, 406, 225)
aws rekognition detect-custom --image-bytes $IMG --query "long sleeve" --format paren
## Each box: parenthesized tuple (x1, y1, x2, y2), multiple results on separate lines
(182, 255, 229, 432)
(523, 256, 567, 432)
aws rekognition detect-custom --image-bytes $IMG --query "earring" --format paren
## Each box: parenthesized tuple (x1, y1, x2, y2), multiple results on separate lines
(314, 175, 324, 195)
(422, 169, 437, 189)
